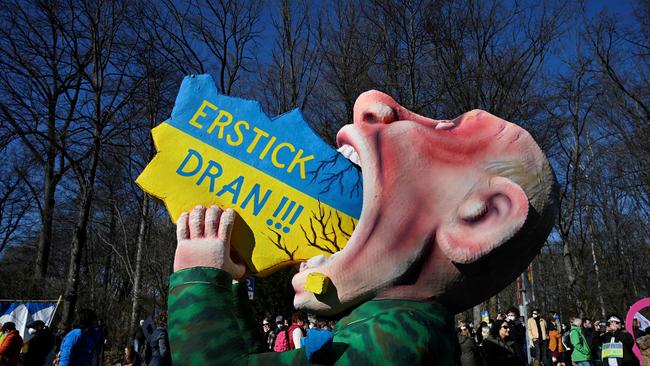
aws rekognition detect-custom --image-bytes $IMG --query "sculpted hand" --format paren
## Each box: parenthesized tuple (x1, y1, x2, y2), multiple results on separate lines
(174, 205, 246, 279)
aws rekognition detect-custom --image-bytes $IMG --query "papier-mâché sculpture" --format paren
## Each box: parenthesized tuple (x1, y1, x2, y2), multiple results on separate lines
(168, 90, 558, 365)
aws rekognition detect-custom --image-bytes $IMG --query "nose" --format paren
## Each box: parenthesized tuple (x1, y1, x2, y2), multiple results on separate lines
(353, 90, 399, 125)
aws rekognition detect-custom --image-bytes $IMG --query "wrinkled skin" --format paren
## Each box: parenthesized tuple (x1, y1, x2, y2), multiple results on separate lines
(175, 90, 555, 316)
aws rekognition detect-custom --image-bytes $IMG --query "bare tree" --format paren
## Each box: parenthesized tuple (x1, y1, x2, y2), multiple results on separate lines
(60, 0, 143, 329)
(310, 0, 377, 143)
(256, 0, 322, 115)
(0, 175, 32, 254)
(145, 0, 262, 95)
(0, 0, 88, 280)
(424, 0, 567, 125)
(125, 18, 177, 329)
(362, 0, 436, 112)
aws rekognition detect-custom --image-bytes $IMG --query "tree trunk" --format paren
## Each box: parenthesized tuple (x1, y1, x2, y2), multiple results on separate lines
(35, 108, 58, 280)
(61, 136, 101, 329)
(35, 165, 56, 280)
(103, 204, 116, 290)
(584, 201, 606, 319)
(130, 195, 149, 330)
(562, 240, 583, 316)
(588, 237, 606, 318)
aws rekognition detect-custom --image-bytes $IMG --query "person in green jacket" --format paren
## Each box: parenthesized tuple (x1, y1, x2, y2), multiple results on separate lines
(167, 91, 559, 365)
(570, 317, 592, 366)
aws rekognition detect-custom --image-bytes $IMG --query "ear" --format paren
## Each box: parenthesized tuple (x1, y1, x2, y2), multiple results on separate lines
(437, 176, 529, 264)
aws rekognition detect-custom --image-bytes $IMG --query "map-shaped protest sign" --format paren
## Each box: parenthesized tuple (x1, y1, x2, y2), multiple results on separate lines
(136, 75, 362, 276)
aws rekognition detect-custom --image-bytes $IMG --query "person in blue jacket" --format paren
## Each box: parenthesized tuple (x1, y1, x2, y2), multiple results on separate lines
(148, 312, 171, 366)
(58, 309, 103, 366)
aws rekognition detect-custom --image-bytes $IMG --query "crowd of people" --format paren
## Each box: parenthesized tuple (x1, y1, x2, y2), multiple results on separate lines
(261, 311, 336, 353)
(454, 307, 649, 366)
(1, 305, 648, 365)
(0, 309, 171, 366)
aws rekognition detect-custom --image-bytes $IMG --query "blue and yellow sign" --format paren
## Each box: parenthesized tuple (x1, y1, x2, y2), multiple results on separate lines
(136, 75, 362, 275)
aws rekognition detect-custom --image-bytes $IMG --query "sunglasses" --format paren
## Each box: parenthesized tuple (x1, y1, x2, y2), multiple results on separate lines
(502, 326, 510, 330)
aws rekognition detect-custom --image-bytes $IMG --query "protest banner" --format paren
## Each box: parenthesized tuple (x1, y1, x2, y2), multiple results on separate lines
(137, 75, 362, 275)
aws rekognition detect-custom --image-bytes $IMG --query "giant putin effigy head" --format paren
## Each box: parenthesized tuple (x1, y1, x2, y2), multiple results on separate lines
(292, 90, 558, 315)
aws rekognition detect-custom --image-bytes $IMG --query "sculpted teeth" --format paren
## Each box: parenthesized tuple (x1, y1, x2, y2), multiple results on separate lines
(337, 144, 361, 167)
(435, 121, 456, 130)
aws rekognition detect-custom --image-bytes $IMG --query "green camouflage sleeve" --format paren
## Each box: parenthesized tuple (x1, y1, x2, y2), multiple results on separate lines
(328, 300, 454, 365)
(231, 279, 265, 354)
(168, 267, 452, 365)
(168, 267, 308, 365)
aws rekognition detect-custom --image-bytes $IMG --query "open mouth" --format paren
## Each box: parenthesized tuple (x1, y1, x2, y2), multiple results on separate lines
(298, 135, 365, 274)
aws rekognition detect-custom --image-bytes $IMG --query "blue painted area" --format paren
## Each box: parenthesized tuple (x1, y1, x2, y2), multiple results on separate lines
(24, 302, 55, 313)
(0, 302, 55, 316)
(167, 75, 362, 218)
(0, 303, 19, 316)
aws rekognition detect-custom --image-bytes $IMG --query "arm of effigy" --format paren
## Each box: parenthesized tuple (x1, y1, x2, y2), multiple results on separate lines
(168, 266, 309, 365)
(230, 278, 266, 354)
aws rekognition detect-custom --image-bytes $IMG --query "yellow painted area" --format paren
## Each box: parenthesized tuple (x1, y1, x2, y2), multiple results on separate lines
(136, 123, 356, 276)
(304, 272, 330, 294)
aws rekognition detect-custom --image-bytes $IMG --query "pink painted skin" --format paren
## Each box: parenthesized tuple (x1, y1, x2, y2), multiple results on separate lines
(175, 206, 246, 279)
(174, 90, 551, 316)
(292, 90, 539, 315)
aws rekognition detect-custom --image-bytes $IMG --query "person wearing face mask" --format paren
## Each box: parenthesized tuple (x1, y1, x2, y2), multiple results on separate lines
(22, 320, 55, 366)
(570, 317, 592, 366)
(505, 307, 526, 362)
(527, 309, 552, 366)
(600, 315, 639, 366)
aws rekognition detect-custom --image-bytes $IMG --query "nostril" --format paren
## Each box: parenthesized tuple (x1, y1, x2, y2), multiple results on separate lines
(362, 111, 378, 124)
(361, 102, 398, 124)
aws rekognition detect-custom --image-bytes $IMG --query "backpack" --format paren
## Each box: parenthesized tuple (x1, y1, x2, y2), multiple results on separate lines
(273, 328, 291, 352)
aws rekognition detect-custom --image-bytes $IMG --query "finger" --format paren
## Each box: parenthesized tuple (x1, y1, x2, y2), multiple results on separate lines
(189, 205, 205, 239)
(204, 205, 223, 238)
(217, 208, 236, 242)
(176, 212, 190, 241)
